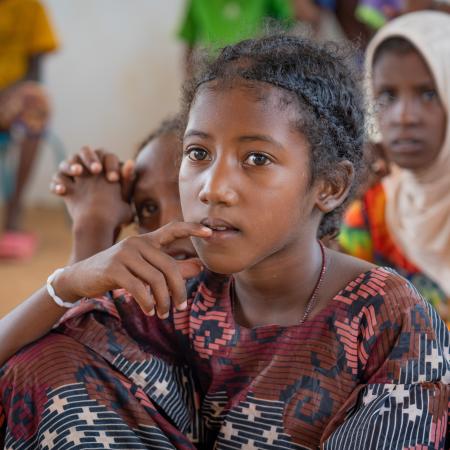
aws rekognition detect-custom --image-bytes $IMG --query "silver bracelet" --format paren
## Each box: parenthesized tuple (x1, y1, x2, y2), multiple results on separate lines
(46, 268, 77, 308)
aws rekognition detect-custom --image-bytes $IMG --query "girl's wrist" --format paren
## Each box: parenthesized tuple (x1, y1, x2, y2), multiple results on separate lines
(51, 266, 82, 303)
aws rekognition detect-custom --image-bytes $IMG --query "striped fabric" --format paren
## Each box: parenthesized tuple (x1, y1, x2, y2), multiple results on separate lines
(0, 267, 448, 449)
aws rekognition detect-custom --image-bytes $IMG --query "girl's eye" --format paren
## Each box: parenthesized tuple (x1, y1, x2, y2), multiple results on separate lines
(186, 148, 210, 161)
(245, 152, 271, 166)
(137, 202, 158, 219)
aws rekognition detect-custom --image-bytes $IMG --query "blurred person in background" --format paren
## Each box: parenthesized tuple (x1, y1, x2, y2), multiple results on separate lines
(0, 0, 58, 260)
(333, 0, 372, 46)
(356, 0, 450, 30)
(292, 1, 372, 47)
(339, 11, 450, 327)
(178, 0, 295, 76)
(177, 0, 365, 76)
(178, 0, 374, 76)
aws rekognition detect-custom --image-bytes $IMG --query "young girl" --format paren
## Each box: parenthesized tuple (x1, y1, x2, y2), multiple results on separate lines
(0, 33, 448, 449)
(339, 11, 450, 327)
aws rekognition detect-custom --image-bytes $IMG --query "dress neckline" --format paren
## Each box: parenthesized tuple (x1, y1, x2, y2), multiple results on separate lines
(222, 266, 392, 331)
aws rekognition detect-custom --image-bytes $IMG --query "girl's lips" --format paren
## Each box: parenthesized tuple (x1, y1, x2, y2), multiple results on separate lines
(200, 217, 240, 232)
(202, 228, 241, 243)
(198, 218, 241, 244)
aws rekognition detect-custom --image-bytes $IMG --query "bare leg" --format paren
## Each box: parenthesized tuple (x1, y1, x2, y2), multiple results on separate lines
(0, 82, 50, 232)
(4, 135, 41, 231)
(0, 82, 50, 258)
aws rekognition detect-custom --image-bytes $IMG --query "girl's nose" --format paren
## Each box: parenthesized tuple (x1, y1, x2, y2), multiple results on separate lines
(198, 162, 238, 206)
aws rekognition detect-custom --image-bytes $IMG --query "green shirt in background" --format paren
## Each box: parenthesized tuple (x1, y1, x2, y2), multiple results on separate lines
(178, 0, 294, 50)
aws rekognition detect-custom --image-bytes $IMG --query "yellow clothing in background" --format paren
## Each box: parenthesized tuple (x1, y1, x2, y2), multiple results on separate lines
(0, 0, 58, 89)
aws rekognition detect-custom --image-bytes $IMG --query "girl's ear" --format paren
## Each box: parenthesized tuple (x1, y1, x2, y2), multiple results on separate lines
(315, 161, 354, 213)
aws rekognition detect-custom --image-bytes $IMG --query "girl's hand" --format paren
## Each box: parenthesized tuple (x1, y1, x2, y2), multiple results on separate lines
(55, 222, 212, 318)
(49, 147, 136, 262)
(50, 146, 135, 201)
(50, 146, 135, 231)
(59, 170, 133, 231)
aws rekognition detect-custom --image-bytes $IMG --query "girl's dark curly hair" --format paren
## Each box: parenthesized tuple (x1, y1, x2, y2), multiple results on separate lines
(135, 114, 183, 158)
(181, 33, 366, 238)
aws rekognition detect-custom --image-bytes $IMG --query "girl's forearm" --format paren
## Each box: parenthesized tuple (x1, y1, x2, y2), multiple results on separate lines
(0, 286, 71, 367)
(0, 219, 117, 366)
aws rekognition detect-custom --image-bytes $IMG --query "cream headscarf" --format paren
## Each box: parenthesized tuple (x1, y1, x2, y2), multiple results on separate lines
(366, 11, 450, 298)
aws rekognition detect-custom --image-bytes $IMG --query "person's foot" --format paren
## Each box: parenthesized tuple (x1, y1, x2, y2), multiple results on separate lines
(0, 231, 37, 260)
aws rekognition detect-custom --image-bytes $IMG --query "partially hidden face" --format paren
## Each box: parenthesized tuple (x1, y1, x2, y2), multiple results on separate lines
(372, 47, 447, 171)
(133, 133, 197, 260)
(179, 82, 321, 275)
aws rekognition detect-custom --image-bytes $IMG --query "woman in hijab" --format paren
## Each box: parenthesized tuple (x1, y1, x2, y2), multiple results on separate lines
(339, 10, 450, 326)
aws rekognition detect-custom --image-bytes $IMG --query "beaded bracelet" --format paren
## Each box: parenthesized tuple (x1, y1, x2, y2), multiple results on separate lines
(46, 268, 77, 309)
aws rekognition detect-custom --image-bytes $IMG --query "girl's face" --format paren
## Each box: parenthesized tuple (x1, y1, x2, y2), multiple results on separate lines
(179, 83, 321, 275)
(372, 48, 447, 171)
(133, 134, 197, 260)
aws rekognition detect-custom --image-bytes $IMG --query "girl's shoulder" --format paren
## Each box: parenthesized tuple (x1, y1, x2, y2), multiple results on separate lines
(332, 264, 448, 353)
(339, 265, 450, 385)
(335, 264, 428, 318)
(329, 248, 422, 312)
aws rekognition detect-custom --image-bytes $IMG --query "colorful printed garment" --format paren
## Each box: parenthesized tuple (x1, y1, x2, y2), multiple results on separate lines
(339, 182, 449, 327)
(0, 267, 449, 449)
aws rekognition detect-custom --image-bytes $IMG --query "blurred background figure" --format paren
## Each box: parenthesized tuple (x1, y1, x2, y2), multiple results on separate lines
(292, 0, 372, 47)
(178, 0, 295, 77)
(177, 0, 376, 76)
(356, 0, 450, 30)
(339, 11, 450, 326)
(0, 0, 58, 260)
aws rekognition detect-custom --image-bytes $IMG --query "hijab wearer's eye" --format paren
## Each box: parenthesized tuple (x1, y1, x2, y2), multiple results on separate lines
(376, 90, 396, 107)
(421, 89, 438, 102)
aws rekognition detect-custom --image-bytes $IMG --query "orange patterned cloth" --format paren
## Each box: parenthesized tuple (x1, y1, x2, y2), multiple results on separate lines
(340, 183, 449, 326)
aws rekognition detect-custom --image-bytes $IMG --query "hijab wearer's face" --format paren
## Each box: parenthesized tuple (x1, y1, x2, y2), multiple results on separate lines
(372, 48, 446, 172)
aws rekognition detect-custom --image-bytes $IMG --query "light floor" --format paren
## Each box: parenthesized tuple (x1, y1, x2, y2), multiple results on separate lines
(0, 207, 72, 318)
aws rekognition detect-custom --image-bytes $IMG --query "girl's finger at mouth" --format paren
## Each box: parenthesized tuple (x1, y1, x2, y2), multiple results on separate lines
(154, 222, 212, 247)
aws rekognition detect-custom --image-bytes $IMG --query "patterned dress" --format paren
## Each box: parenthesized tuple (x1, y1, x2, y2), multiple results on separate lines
(0, 267, 449, 449)
(339, 182, 449, 327)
